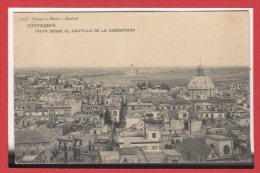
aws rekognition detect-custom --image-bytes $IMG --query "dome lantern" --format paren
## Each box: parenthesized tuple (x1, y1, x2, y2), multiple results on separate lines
(197, 58, 205, 76)
(187, 60, 215, 99)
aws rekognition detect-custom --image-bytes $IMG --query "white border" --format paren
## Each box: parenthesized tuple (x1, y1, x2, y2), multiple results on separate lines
(249, 9, 254, 153)
(8, 7, 254, 154)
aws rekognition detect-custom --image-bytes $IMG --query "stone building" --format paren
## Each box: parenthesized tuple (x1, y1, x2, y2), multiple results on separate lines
(187, 64, 215, 99)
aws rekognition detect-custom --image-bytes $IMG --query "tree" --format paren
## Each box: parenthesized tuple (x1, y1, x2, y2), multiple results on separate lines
(104, 109, 112, 125)
(160, 83, 170, 91)
(99, 111, 104, 119)
(137, 82, 146, 90)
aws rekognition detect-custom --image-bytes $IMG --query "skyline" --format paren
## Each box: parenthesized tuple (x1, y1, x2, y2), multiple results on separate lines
(14, 65, 250, 69)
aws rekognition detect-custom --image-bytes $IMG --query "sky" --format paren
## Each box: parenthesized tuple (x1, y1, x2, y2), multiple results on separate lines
(13, 11, 250, 68)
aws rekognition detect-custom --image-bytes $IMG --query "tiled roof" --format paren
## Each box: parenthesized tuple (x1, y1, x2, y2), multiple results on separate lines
(118, 136, 159, 144)
(144, 150, 165, 163)
(206, 135, 232, 141)
(128, 102, 153, 106)
(166, 98, 235, 105)
(168, 110, 197, 120)
(167, 99, 190, 105)
(163, 149, 182, 156)
(176, 137, 212, 157)
(208, 98, 236, 104)
(99, 151, 120, 163)
(15, 126, 56, 143)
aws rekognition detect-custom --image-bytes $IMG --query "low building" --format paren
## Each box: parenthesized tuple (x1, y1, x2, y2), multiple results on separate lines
(205, 135, 235, 159)
(15, 126, 58, 163)
(127, 101, 155, 112)
(175, 138, 219, 162)
(197, 111, 226, 120)
(118, 128, 161, 151)
(100, 151, 120, 163)
(15, 116, 28, 129)
(144, 150, 165, 163)
(125, 113, 143, 129)
(206, 127, 228, 135)
(163, 149, 182, 163)
(57, 135, 74, 162)
(119, 144, 148, 163)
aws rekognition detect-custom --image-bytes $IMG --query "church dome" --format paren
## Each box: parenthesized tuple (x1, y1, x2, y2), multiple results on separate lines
(187, 62, 215, 90)
(187, 62, 215, 99)
(187, 75, 215, 90)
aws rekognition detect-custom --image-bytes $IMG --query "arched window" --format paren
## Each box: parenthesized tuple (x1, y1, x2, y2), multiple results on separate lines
(223, 145, 230, 155)
(123, 158, 128, 163)
(175, 139, 181, 144)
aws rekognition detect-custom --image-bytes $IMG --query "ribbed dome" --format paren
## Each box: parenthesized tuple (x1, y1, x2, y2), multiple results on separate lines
(187, 75, 215, 90)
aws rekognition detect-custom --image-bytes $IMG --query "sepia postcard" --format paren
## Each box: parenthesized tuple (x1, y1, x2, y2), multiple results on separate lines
(8, 8, 254, 168)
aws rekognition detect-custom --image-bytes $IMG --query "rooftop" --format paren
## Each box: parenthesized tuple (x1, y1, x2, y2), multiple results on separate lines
(163, 149, 182, 156)
(206, 135, 232, 141)
(15, 126, 56, 143)
(176, 137, 212, 157)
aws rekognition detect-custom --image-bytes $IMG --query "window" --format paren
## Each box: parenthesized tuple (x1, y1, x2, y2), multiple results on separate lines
(206, 114, 208, 117)
(210, 144, 215, 149)
(152, 133, 156, 138)
(49, 110, 54, 116)
(142, 146, 147, 150)
(175, 139, 181, 144)
(152, 146, 158, 150)
(184, 122, 189, 130)
(123, 158, 128, 163)
(64, 110, 70, 115)
(211, 153, 216, 159)
(223, 145, 230, 155)
(113, 111, 117, 116)
(183, 113, 187, 118)
(132, 107, 134, 110)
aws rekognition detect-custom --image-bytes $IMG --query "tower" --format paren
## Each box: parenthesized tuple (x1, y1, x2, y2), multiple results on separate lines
(187, 59, 215, 99)
(197, 58, 205, 76)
